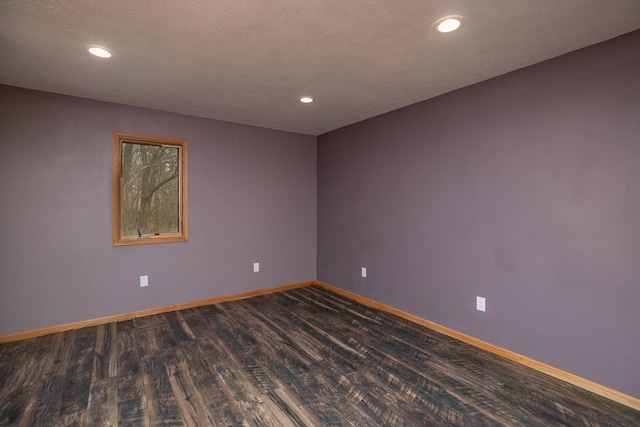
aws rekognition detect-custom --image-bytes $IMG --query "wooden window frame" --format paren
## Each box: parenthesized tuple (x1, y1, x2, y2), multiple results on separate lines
(112, 132, 189, 246)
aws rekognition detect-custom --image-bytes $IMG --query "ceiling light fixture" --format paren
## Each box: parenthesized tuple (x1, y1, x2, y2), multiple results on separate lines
(299, 96, 314, 104)
(88, 46, 112, 58)
(434, 16, 464, 33)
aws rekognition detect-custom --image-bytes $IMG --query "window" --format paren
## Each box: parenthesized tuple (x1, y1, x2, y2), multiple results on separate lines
(112, 132, 188, 246)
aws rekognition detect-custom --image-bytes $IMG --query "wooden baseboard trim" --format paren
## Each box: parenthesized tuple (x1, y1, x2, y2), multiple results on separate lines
(0, 281, 313, 345)
(314, 281, 640, 411)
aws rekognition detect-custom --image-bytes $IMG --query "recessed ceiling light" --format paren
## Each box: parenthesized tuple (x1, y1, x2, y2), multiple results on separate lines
(88, 46, 112, 58)
(434, 16, 464, 33)
(299, 96, 314, 104)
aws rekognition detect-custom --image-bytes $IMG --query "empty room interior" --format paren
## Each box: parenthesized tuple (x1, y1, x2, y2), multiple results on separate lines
(1, 1, 640, 426)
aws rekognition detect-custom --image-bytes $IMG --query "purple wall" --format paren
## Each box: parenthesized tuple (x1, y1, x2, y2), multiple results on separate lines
(0, 85, 317, 336)
(318, 31, 640, 398)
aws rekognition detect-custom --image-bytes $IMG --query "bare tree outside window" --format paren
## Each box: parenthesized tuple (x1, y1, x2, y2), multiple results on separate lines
(112, 133, 188, 246)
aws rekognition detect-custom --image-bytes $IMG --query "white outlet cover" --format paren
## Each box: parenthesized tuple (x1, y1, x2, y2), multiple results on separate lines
(253, 262, 260, 273)
(140, 275, 149, 287)
(361, 267, 367, 278)
(476, 296, 486, 312)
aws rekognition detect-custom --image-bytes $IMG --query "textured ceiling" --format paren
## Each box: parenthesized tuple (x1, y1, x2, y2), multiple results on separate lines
(1, 1, 639, 136)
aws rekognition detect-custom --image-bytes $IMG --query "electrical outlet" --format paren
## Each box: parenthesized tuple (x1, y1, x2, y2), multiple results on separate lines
(361, 267, 367, 278)
(253, 262, 260, 273)
(140, 275, 149, 287)
(476, 296, 486, 312)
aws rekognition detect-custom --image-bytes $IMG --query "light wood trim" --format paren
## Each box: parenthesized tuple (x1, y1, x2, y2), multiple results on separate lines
(0, 281, 313, 345)
(112, 132, 189, 246)
(314, 281, 640, 411)
(111, 133, 121, 245)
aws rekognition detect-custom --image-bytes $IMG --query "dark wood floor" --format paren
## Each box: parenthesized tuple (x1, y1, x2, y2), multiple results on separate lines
(1, 285, 638, 426)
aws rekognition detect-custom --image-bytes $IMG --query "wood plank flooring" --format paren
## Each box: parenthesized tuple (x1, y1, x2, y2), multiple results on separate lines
(1, 285, 638, 426)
